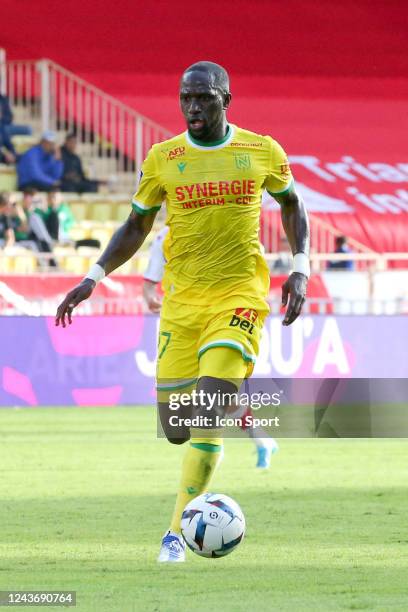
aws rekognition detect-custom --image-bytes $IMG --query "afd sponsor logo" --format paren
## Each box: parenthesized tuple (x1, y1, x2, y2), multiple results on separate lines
(229, 308, 258, 335)
(160, 146, 186, 162)
(168, 146, 186, 161)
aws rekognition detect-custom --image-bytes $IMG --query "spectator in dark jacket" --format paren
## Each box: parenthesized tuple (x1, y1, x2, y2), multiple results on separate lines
(0, 124, 17, 164)
(17, 131, 63, 191)
(0, 93, 32, 137)
(0, 94, 13, 127)
(327, 236, 355, 270)
(61, 133, 99, 193)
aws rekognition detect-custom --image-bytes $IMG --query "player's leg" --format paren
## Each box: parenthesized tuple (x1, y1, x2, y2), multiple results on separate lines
(228, 379, 278, 468)
(199, 306, 274, 467)
(156, 302, 198, 444)
(164, 347, 247, 554)
(157, 388, 193, 445)
(156, 302, 200, 562)
(158, 306, 266, 562)
(228, 402, 278, 468)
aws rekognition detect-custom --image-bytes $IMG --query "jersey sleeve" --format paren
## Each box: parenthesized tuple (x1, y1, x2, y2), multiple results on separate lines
(263, 138, 294, 196)
(131, 147, 165, 215)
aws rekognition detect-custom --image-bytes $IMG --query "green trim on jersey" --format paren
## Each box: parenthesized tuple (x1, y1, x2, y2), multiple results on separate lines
(156, 378, 197, 391)
(132, 202, 161, 216)
(190, 442, 222, 453)
(188, 124, 231, 148)
(198, 340, 256, 363)
(267, 178, 295, 197)
(186, 124, 235, 150)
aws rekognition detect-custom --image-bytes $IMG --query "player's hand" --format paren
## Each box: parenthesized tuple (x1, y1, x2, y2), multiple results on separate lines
(55, 279, 96, 328)
(143, 280, 162, 313)
(281, 272, 307, 326)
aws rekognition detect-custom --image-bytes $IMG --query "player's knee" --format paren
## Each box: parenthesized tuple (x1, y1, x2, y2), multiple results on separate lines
(166, 435, 189, 445)
(196, 375, 240, 415)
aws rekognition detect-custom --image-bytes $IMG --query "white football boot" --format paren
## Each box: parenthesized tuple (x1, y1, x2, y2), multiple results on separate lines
(157, 531, 186, 563)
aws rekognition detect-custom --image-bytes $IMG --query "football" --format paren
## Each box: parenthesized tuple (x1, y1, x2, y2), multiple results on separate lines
(181, 493, 246, 558)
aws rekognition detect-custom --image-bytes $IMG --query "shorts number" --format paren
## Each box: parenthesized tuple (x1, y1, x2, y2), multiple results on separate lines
(158, 331, 171, 359)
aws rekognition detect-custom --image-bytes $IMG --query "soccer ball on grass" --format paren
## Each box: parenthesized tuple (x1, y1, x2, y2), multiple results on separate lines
(181, 493, 245, 558)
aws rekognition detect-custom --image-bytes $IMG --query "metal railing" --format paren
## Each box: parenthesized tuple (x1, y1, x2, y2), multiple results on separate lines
(0, 49, 404, 264)
(0, 251, 407, 315)
(1, 51, 173, 178)
(260, 210, 375, 264)
(1, 293, 405, 317)
(0, 248, 407, 273)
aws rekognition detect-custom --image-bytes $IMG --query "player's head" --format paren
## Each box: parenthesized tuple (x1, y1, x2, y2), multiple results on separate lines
(180, 61, 231, 141)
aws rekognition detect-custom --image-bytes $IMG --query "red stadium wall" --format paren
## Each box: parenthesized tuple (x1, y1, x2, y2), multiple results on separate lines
(2, 1, 407, 79)
(2, 0, 407, 252)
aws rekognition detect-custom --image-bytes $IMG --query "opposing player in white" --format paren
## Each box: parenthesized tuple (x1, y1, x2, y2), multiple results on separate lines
(143, 227, 279, 470)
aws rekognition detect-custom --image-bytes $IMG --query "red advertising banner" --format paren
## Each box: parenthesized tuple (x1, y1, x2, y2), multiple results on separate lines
(0, 275, 331, 316)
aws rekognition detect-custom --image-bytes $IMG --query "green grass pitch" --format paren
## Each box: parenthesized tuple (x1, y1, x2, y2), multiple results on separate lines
(0, 407, 407, 611)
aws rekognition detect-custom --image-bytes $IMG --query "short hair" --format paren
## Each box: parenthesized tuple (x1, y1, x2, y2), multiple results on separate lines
(182, 61, 230, 94)
(65, 132, 76, 141)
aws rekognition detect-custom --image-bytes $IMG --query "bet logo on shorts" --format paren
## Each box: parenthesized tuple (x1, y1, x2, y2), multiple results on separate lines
(229, 308, 258, 335)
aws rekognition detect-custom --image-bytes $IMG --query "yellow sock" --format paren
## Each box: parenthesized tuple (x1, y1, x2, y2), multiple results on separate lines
(169, 435, 223, 534)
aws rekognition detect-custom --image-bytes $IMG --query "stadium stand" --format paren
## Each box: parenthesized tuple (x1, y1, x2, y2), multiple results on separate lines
(0, 0, 406, 314)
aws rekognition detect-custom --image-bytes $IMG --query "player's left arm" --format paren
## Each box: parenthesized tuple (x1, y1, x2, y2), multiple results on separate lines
(274, 184, 310, 326)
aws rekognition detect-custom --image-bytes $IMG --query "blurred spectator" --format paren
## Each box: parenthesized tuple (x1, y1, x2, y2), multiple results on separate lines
(18, 187, 57, 265)
(35, 189, 60, 241)
(0, 192, 15, 248)
(0, 124, 17, 165)
(36, 188, 74, 241)
(61, 133, 100, 193)
(2, 190, 38, 252)
(0, 92, 32, 138)
(17, 131, 63, 191)
(272, 236, 293, 274)
(327, 236, 355, 270)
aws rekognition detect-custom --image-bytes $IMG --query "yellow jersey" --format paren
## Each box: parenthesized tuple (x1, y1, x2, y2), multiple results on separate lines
(132, 124, 293, 310)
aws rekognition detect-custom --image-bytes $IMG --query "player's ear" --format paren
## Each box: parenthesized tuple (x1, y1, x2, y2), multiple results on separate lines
(223, 92, 232, 110)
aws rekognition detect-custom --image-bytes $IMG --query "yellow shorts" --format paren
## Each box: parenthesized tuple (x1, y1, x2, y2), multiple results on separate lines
(156, 299, 267, 396)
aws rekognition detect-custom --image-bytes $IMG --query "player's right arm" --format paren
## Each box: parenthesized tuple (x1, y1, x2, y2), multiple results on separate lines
(55, 146, 165, 327)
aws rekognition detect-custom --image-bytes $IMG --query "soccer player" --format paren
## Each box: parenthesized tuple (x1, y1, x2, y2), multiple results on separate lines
(143, 226, 279, 468)
(55, 61, 310, 563)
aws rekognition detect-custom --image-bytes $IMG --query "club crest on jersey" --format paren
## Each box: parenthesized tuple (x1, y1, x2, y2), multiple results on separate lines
(234, 153, 251, 170)
(229, 308, 258, 334)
